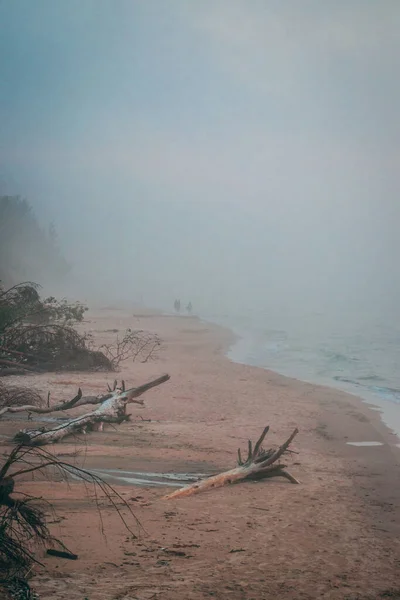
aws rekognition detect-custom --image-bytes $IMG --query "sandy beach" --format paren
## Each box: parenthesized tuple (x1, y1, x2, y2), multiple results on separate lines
(1, 308, 400, 600)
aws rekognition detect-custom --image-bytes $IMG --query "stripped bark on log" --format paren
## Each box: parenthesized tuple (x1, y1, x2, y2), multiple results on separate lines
(12, 374, 170, 445)
(0, 374, 169, 417)
(163, 426, 299, 500)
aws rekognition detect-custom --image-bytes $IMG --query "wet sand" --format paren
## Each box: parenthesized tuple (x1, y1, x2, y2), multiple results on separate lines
(1, 308, 400, 600)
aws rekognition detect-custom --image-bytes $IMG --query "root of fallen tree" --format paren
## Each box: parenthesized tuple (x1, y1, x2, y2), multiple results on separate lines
(6, 374, 170, 446)
(163, 426, 299, 500)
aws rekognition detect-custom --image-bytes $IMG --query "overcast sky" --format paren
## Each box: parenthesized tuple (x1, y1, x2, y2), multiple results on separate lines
(0, 1, 399, 315)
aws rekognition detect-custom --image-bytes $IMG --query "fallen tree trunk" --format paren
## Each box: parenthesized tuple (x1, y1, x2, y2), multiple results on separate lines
(12, 374, 170, 445)
(0, 358, 43, 373)
(0, 389, 83, 418)
(0, 374, 169, 418)
(14, 397, 128, 445)
(163, 426, 299, 500)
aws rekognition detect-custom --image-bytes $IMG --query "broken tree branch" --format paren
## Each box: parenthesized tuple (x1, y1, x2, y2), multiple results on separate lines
(98, 329, 162, 369)
(0, 389, 83, 418)
(163, 426, 299, 499)
(12, 374, 170, 445)
(0, 374, 170, 418)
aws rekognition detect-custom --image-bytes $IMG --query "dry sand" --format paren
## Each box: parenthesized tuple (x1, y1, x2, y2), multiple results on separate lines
(1, 309, 400, 600)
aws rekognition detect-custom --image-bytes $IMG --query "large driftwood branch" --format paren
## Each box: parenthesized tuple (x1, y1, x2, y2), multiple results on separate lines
(12, 374, 170, 446)
(163, 426, 299, 500)
(0, 389, 83, 417)
(0, 374, 169, 418)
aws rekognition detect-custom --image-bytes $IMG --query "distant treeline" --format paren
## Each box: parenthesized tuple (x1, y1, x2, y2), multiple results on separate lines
(0, 195, 70, 287)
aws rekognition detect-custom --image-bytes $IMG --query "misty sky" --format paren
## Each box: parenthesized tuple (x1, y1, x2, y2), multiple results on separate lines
(1, 1, 399, 315)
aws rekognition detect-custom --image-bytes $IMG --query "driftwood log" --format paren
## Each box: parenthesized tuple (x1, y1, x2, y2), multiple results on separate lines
(163, 426, 299, 500)
(12, 375, 170, 446)
(0, 376, 167, 418)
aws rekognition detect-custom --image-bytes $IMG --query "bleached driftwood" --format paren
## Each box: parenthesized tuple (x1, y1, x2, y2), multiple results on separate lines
(163, 426, 299, 500)
(13, 374, 170, 446)
(0, 376, 166, 418)
(0, 388, 83, 418)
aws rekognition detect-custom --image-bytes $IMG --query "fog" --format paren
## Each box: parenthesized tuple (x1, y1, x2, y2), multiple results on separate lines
(1, 0, 399, 319)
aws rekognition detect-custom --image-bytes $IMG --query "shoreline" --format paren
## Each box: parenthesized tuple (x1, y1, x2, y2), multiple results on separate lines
(2, 307, 400, 599)
(199, 312, 400, 443)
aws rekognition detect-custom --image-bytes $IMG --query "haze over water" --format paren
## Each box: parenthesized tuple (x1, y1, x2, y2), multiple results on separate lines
(1, 2, 399, 431)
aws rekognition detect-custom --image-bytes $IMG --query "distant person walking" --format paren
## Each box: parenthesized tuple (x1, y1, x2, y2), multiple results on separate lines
(174, 299, 181, 313)
(186, 301, 192, 314)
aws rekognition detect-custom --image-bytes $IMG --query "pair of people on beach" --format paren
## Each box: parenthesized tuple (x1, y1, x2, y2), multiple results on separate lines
(174, 299, 192, 314)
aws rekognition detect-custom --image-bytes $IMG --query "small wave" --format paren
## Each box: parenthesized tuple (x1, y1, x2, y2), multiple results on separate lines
(324, 351, 360, 363)
(333, 375, 360, 386)
(333, 377, 400, 403)
(261, 329, 287, 338)
(370, 385, 400, 398)
(357, 374, 384, 382)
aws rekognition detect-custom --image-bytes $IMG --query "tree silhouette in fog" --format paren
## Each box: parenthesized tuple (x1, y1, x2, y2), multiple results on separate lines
(0, 196, 70, 286)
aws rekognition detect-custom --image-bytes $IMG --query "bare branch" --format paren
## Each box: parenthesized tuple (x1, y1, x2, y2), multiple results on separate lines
(164, 426, 299, 500)
(98, 329, 162, 369)
(261, 428, 299, 466)
(252, 425, 270, 457)
(12, 375, 170, 445)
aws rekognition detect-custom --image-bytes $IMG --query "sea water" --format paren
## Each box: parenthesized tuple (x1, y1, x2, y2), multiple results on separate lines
(201, 309, 400, 438)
